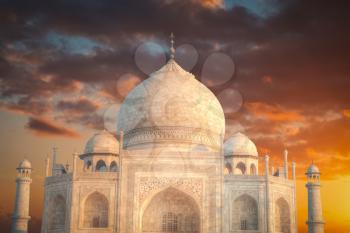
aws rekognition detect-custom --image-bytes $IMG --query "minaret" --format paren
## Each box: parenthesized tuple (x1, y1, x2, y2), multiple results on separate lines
(264, 155, 271, 233)
(306, 163, 325, 233)
(284, 149, 288, 179)
(52, 147, 60, 176)
(11, 159, 32, 233)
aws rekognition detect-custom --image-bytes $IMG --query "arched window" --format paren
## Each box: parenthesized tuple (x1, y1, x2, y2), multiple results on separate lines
(250, 164, 257, 175)
(232, 194, 258, 230)
(224, 163, 233, 174)
(142, 187, 200, 233)
(83, 192, 108, 228)
(236, 162, 246, 175)
(110, 161, 118, 172)
(85, 160, 92, 171)
(275, 198, 291, 233)
(162, 212, 178, 232)
(48, 195, 66, 230)
(95, 160, 107, 172)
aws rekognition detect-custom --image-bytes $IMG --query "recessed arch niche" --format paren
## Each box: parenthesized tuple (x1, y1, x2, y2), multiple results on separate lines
(141, 187, 200, 233)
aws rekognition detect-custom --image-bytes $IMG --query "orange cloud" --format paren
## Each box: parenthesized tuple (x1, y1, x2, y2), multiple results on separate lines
(200, 0, 223, 8)
(0, 99, 52, 116)
(116, 73, 142, 98)
(245, 102, 305, 122)
(343, 109, 350, 118)
(26, 117, 80, 138)
(56, 97, 101, 114)
(262, 75, 273, 85)
(163, 0, 223, 9)
(303, 147, 350, 179)
(100, 73, 142, 101)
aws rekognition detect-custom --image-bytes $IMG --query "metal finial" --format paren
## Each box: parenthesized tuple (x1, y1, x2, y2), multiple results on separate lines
(170, 32, 175, 59)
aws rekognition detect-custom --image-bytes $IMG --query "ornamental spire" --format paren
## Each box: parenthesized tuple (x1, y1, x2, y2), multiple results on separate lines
(170, 32, 175, 59)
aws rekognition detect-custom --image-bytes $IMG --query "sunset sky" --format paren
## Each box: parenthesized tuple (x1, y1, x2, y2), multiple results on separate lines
(1, 0, 350, 232)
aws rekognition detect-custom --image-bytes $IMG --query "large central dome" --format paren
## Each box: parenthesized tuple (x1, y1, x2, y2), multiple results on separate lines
(117, 59, 225, 151)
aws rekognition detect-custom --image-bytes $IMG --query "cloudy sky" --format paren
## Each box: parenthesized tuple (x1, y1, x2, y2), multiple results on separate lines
(1, 0, 350, 232)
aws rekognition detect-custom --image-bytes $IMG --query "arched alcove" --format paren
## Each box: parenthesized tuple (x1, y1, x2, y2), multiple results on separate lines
(275, 197, 291, 233)
(95, 160, 107, 172)
(142, 187, 200, 233)
(85, 160, 92, 171)
(250, 164, 257, 175)
(110, 161, 118, 172)
(236, 162, 246, 175)
(224, 163, 233, 174)
(232, 194, 258, 230)
(83, 192, 109, 228)
(48, 195, 66, 230)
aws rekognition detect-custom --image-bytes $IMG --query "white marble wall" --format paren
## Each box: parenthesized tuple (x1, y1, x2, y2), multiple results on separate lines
(41, 153, 298, 233)
(223, 175, 297, 233)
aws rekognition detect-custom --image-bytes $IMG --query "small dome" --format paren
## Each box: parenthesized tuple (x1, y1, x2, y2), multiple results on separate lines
(306, 164, 320, 174)
(117, 59, 225, 150)
(84, 130, 119, 154)
(224, 132, 258, 157)
(18, 159, 32, 169)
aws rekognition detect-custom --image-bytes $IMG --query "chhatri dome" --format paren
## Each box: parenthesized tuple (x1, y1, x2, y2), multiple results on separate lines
(306, 163, 320, 174)
(84, 130, 119, 155)
(17, 159, 32, 169)
(117, 58, 225, 151)
(224, 132, 258, 157)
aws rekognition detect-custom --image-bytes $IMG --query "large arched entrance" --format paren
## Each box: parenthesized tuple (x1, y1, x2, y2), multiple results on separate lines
(232, 194, 258, 230)
(141, 187, 200, 233)
(83, 192, 109, 228)
(275, 197, 291, 233)
(48, 195, 66, 230)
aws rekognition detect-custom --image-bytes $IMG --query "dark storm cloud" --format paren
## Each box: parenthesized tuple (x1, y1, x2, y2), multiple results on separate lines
(1, 0, 350, 176)
(56, 98, 100, 113)
(0, 0, 260, 41)
(234, 0, 350, 107)
(39, 49, 138, 83)
(55, 98, 104, 130)
(56, 111, 104, 131)
(0, 96, 51, 115)
(1, 0, 349, 108)
(26, 117, 80, 137)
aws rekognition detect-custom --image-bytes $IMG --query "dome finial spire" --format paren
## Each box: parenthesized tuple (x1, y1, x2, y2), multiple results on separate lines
(170, 32, 175, 59)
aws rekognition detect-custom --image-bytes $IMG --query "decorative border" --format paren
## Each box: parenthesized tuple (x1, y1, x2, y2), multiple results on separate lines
(123, 126, 220, 149)
(133, 172, 208, 233)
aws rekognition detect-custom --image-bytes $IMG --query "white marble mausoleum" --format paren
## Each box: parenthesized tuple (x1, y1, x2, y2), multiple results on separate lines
(11, 49, 325, 233)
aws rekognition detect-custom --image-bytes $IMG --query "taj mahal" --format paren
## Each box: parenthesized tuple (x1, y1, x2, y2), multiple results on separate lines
(11, 38, 325, 233)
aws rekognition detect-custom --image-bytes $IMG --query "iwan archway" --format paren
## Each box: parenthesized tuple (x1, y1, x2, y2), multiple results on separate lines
(141, 187, 200, 233)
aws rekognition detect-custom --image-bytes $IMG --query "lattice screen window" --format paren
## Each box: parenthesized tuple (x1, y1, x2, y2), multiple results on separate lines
(162, 212, 178, 232)
(241, 219, 247, 230)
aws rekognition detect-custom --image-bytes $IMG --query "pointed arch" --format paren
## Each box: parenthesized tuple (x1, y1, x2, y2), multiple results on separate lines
(236, 162, 246, 175)
(95, 160, 107, 172)
(275, 197, 291, 233)
(232, 194, 258, 230)
(85, 160, 92, 171)
(250, 163, 257, 175)
(83, 192, 109, 228)
(224, 163, 233, 174)
(48, 195, 66, 230)
(141, 187, 200, 233)
(110, 161, 118, 172)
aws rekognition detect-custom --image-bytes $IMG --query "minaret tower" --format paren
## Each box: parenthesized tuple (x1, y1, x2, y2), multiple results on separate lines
(11, 159, 32, 233)
(306, 163, 325, 233)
